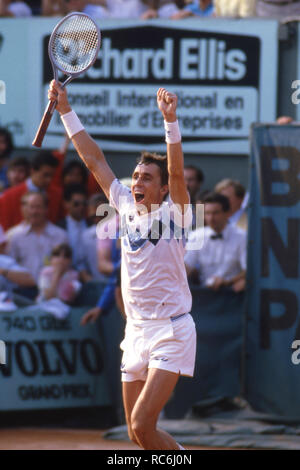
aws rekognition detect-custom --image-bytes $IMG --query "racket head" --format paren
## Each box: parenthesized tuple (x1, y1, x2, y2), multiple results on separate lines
(48, 12, 101, 81)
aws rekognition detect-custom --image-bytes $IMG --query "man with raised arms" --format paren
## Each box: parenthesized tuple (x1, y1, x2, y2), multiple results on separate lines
(48, 80, 196, 450)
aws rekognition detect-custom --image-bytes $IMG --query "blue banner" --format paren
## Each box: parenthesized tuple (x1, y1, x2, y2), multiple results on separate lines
(246, 124, 300, 418)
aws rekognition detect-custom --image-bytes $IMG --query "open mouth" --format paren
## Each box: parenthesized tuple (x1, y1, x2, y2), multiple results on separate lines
(134, 193, 144, 203)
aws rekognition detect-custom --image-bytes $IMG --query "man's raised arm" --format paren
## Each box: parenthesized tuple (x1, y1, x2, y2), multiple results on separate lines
(157, 88, 189, 212)
(48, 80, 116, 200)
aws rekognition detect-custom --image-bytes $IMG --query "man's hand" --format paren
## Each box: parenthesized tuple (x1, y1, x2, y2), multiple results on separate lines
(157, 88, 177, 122)
(209, 276, 225, 291)
(80, 306, 102, 326)
(48, 80, 71, 115)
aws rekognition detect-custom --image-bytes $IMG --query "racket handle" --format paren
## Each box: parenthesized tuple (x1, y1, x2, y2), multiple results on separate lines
(32, 100, 57, 148)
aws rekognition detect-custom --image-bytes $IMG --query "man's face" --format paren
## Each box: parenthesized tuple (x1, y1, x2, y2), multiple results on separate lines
(184, 168, 201, 199)
(66, 193, 87, 221)
(131, 163, 168, 214)
(7, 166, 27, 187)
(204, 202, 228, 233)
(63, 167, 85, 186)
(26, 194, 47, 227)
(31, 165, 55, 190)
(219, 185, 242, 215)
(64, 0, 84, 13)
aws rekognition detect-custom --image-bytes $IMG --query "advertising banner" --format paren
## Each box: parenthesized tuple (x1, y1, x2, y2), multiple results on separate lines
(0, 307, 111, 410)
(246, 124, 300, 417)
(0, 18, 278, 154)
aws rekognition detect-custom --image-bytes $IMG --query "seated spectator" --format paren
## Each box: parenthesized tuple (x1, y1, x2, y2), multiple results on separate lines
(106, 0, 148, 17)
(42, 0, 67, 15)
(8, 192, 68, 281)
(62, 0, 110, 18)
(62, 160, 88, 188)
(173, 0, 214, 18)
(185, 192, 246, 292)
(0, 0, 32, 16)
(0, 151, 63, 230)
(0, 225, 36, 294)
(214, 0, 256, 17)
(6, 157, 30, 190)
(214, 178, 248, 231)
(80, 193, 110, 282)
(184, 165, 204, 205)
(0, 127, 14, 193)
(81, 214, 121, 325)
(256, 0, 300, 19)
(38, 243, 81, 304)
(141, 0, 182, 18)
(184, 165, 204, 226)
(57, 184, 88, 271)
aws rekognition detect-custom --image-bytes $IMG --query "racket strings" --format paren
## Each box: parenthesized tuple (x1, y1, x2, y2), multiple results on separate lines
(51, 14, 99, 74)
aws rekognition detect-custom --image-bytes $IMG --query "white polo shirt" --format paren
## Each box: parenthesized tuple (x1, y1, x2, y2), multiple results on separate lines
(109, 178, 192, 321)
(184, 223, 247, 286)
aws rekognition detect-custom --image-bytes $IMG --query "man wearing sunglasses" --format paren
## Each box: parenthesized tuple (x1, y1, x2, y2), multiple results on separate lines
(57, 183, 88, 271)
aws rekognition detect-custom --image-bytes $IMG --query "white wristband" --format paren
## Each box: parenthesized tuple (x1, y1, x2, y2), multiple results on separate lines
(61, 110, 84, 138)
(164, 120, 181, 144)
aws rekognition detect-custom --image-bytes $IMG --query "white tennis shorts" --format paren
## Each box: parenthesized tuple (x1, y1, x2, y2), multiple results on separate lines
(120, 313, 196, 382)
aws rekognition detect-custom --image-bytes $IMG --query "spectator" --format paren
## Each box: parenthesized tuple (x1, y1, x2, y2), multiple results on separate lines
(62, 0, 110, 18)
(184, 165, 204, 205)
(106, 0, 148, 17)
(256, 0, 300, 19)
(214, 178, 248, 231)
(185, 192, 247, 292)
(0, 151, 63, 230)
(0, 127, 14, 193)
(41, 0, 67, 15)
(81, 213, 121, 325)
(62, 160, 88, 188)
(57, 184, 88, 271)
(8, 192, 68, 281)
(141, 0, 182, 18)
(0, 0, 32, 16)
(214, 0, 256, 17)
(38, 243, 81, 304)
(0, 225, 36, 294)
(80, 193, 110, 282)
(6, 157, 30, 190)
(173, 0, 214, 18)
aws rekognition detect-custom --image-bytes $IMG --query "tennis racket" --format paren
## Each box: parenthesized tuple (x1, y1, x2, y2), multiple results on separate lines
(32, 12, 101, 148)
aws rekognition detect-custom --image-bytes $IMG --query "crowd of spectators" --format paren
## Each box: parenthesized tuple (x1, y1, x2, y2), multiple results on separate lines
(1, 0, 300, 20)
(0, 123, 248, 321)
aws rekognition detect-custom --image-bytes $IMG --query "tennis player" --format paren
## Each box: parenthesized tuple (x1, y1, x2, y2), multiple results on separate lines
(48, 81, 196, 450)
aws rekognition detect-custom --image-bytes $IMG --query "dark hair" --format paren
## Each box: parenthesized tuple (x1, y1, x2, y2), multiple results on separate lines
(136, 151, 168, 186)
(203, 192, 230, 212)
(63, 183, 87, 202)
(215, 178, 246, 200)
(31, 151, 59, 171)
(62, 160, 88, 185)
(184, 165, 204, 184)
(0, 127, 14, 158)
(51, 243, 72, 259)
(88, 193, 108, 206)
(7, 156, 30, 173)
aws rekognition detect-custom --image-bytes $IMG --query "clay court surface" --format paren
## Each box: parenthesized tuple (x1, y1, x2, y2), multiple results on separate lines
(0, 428, 231, 450)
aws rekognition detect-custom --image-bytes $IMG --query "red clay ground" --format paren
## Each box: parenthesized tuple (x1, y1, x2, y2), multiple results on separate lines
(0, 428, 240, 450)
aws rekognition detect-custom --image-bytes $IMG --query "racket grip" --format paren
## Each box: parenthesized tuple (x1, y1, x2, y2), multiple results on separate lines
(32, 100, 57, 148)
